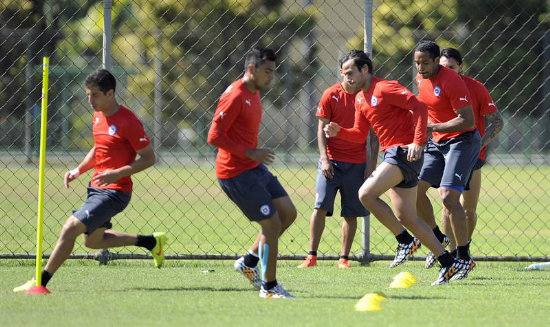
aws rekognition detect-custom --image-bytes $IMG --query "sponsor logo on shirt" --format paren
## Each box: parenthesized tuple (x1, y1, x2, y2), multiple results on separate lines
(356, 96, 362, 103)
(331, 95, 339, 102)
(370, 96, 379, 107)
(139, 137, 148, 142)
(94, 117, 100, 124)
(108, 125, 117, 136)
(219, 111, 225, 118)
(260, 204, 271, 216)
(488, 102, 495, 107)
(245, 99, 251, 106)
(224, 85, 233, 93)
(459, 95, 468, 102)
(434, 86, 441, 96)
(317, 106, 322, 113)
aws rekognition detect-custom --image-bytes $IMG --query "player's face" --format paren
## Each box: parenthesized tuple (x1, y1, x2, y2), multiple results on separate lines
(414, 51, 440, 79)
(340, 59, 365, 92)
(252, 60, 276, 90)
(439, 56, 462, 74)
(86, 85, 114, 112)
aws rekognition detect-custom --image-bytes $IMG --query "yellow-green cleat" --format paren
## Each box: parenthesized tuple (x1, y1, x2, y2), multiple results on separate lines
(151, 232, 168, 268)
(13, 278, 35, 293)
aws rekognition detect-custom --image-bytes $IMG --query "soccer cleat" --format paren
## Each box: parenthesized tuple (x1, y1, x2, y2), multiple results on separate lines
(451, 258, 476, 281)
(234, 257, 262, 290)
(431, 258, 469, 285)
(390, 238, 421, 268)
(425, 235, 450, 269)
(259, 284, 294, 298)
(338, 258, 351, 269)
(13, 278, 36, 293)
(151, 232, 168, 268)
(297, 254, 317, 268)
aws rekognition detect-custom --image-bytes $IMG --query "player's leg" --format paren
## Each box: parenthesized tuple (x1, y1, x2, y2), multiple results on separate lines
(462, 167, 481, 242)
(358, 162, 419, 268)
(338, 217, 356, 268)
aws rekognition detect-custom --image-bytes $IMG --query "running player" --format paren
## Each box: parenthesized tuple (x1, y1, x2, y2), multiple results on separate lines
(207, 47, 297, 298)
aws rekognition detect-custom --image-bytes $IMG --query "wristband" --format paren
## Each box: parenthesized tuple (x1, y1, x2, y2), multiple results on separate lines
(69, 168, 80, 178)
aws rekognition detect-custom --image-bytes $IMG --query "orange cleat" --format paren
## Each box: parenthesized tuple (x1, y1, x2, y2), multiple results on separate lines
(337, 258, 351, 269)
(297, 255, 317, 268)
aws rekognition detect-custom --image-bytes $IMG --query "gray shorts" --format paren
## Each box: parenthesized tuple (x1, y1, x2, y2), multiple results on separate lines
(73, 187, 131, 235)
(419, 130, 481, 192)
(383, 146, 423, 188)
(218, 164, 288, 222)
(314, 160, 369, 217)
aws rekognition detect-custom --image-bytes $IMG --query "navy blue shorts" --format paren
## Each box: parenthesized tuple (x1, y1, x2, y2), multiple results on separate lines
(314, 160, 369, 217)
(419, 130, 481, 192)
(218, 164, 288, 222)
(73, 187, 131, 235)
(464, 158, 486, 190)
(383, 146, 423, 188)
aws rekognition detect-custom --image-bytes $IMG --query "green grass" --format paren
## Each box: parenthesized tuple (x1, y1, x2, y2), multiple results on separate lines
(1, 163, 549, 258)
(1, 259, 549, 326)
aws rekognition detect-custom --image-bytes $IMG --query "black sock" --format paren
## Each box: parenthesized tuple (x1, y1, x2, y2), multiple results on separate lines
(457, 245, 471, 260)
(395, 230, 414, 244)
(339, 255, 349, 260)
(243, 251, 259, 267)
(308, 250, 317, 256)
(466, 239, 471, 253)
(263, 279, 278, 290)
(450, 248, 458, 258)
(437, 251, 454, 268)
(432, 226, 446, 243)
(41, 270, 53, 287)
(136, 235, 156, 251)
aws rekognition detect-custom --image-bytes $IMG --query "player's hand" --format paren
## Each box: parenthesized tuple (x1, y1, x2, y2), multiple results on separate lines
(427, 123, 435, 134)
(92, 169, 122, 187)
(246, 148, 275, 165)
(64, 171, 78, 189)
(321, 159, 334, 179)
(323, 122, 341, 138)
(405, 143, 424, 162)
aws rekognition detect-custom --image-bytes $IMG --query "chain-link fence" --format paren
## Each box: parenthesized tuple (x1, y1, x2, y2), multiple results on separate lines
(1, 0, 549, 263)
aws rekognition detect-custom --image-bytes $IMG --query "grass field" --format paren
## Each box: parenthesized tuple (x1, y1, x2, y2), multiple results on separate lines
(2, 259, 549, 326)
(1, 163, 549, 258)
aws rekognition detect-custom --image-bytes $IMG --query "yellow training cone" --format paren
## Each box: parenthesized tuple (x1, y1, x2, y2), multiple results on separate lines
(389, 277, 413, 289)
(355, 293, 385, 312)
(395, 272, 417, 284)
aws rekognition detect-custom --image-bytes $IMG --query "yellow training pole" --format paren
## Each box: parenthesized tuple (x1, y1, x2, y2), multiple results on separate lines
(34, 57, 49, 288)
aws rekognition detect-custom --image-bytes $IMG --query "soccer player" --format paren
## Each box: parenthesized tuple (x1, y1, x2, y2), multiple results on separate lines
(207, 47, 297, 298)
(439, 48, 503, 261)
(297, 50, 375, 270)
(17, 69, 165, 291)
(324, 50, 461, 285)
(414, 40, 480, 280)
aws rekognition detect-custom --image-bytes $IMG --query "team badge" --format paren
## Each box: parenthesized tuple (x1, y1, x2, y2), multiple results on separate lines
(260, 204, 271, 216)
(434, 86, 441, 96)
(108, 125, 117, 136)
(371, 96, 378, 107)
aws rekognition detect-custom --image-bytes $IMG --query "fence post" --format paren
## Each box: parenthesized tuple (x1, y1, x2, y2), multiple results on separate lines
(97, 0, 113, 265)
(360, 0, 373, 266)
(153, 29, 163, 163)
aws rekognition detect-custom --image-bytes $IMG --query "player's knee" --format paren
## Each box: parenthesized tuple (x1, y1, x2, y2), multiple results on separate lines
(59, 218, 84, 240)
(464, 207, 477, 219)
(358, 188, 375, 207)
(82, 236, 102, 249)
(441, 193, 460, 209)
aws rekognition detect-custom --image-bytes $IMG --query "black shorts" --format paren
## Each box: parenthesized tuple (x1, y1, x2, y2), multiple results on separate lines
(73, 187, 131, 235)
(383, 146, 423, 188)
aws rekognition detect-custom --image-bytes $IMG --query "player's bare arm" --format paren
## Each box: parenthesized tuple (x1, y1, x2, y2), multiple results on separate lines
(366, 128, 379, 178)
(92, 144, 156, 187)
(481, 110, 503, 147)
(428, 105, 475, 133)
(246, 148, 275, 165)
(317, 117, 334, 179)
(64, 146, 96, 189)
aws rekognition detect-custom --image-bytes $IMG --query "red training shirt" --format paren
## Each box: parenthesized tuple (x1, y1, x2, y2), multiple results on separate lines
(91, 105, 151, 193)
(416, 66, 473, 142)
(207, 79, 262, 179)
(337, 77, 428, 151)
(316, 83, 366, 163)
(461, 75, 498, 160)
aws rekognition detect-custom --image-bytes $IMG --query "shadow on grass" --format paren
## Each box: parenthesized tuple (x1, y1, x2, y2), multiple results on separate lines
(123, 286, 252, 292)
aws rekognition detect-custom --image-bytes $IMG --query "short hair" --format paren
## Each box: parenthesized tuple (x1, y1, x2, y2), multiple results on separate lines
(339, 50, 373, 73)
(414, 40, 440, 60)
(441, 47, 463, 66)
(85, 69, 116, 93)
(244, 47, 277, 70)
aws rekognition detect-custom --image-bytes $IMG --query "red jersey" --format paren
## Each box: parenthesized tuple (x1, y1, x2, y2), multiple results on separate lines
(461, 75, 498, 160)
(207, 79, 262, 179)
(337, 77, 428, 151)
(416, 66, 473, 142)
(91, 105, 151, 192)
(316, 83, 366, 163)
